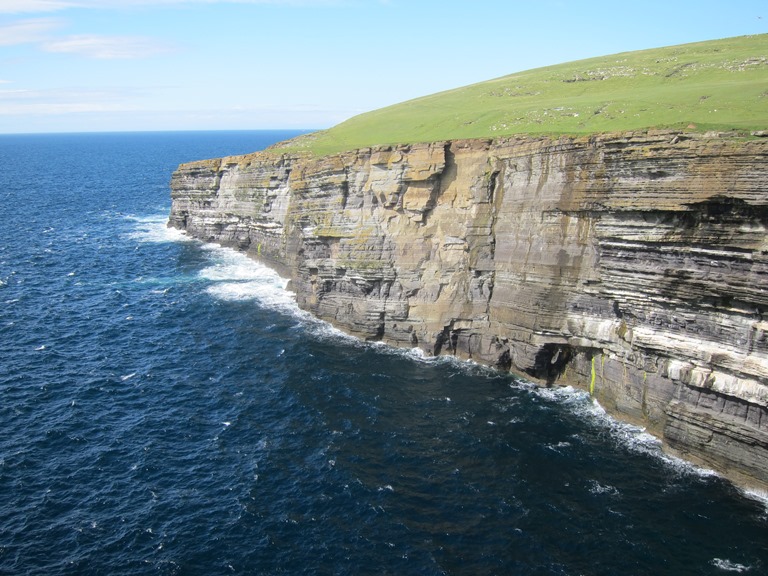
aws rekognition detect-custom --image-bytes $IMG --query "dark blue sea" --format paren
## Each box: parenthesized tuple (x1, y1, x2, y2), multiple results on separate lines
(1, 131, 767, 576)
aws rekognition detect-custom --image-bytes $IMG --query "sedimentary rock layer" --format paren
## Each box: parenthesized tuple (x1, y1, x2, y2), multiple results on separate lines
(169, 130, 768, 490)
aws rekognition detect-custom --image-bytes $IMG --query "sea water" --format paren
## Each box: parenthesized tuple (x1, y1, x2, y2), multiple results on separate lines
(0, 131, 766, 575)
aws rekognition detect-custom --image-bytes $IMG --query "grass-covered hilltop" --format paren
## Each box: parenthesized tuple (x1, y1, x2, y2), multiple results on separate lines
(277, 34, 767, 156)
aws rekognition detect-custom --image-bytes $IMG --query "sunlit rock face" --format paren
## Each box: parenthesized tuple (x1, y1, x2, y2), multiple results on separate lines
(170, 130, 768, 490)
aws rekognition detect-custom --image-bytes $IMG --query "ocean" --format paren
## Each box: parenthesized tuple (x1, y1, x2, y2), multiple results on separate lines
(0, 131, 766, 575)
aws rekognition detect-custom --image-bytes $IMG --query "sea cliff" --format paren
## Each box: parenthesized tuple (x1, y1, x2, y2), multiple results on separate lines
(169, 130, 768, 490)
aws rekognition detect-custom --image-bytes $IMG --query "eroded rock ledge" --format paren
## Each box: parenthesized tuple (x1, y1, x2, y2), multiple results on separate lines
(169, 130, 768, 490)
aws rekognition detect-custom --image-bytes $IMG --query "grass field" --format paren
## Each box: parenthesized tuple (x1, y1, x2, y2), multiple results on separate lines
(274, 34, 768, 156)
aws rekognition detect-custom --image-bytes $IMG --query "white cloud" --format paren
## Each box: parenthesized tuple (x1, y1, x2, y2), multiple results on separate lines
(0, 17, 62, 45)
(0, 1, 77, 13)
(0, 14, 174, 60)
(42, 34, 174, 58)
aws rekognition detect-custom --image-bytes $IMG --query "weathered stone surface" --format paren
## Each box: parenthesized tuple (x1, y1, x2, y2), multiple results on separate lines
(169, 130, 768, 490)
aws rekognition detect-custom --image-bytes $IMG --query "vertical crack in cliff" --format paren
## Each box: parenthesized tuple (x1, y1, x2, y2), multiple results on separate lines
(488, 170, 499, 204)
(340, 177, 349, 210)
(420, 144, 457, 225)
(488, 166, 501, 263)
(433, 321, 461, 356)
(484, 164, 502, 314)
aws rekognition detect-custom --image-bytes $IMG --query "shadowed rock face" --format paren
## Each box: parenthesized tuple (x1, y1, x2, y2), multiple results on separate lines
(169, 130, 768, 490)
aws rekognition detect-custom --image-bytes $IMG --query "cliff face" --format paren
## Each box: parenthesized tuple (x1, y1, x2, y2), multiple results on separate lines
(169, 130, 768, 490)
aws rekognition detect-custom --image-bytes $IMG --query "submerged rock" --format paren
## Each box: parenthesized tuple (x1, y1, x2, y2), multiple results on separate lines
(169, 130, 768, 490)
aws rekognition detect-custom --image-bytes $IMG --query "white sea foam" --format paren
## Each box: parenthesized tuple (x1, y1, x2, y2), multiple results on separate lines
(588, 479, 620, 497)
(129, 229, 361, 342)
(740, 487, 768, 515)
(122, 217, 406, 347)
(530, 385, 720, 480)
(388, 344, 500, 377)
(126, 218, 301, 317)
(198, 245, 299, 314)
(711, 558, 753, 572)
(125, 214, 192, 244)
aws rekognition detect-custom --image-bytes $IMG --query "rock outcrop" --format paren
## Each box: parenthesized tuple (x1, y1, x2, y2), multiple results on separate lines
(169, 130, 768, 490)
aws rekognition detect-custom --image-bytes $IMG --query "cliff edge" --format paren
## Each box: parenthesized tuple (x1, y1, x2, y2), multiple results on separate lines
(169, 130, 768, 490)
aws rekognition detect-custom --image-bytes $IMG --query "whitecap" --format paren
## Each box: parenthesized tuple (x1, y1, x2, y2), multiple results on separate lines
(121, 372, 137, 381)
(404, 346, 432, 362)
(367, 342, 502, 382)
(588, 479, 620, 497)
(301, 315, 358, 343)
(740, 487, 768, 515)
(711, 558, 752, 572)
(530, 384, 720, 480)
(125, 213, 193, 244)
(198, 244, 300, 312)
(198, 244, 286, 283)
(205, 280, 296, 309)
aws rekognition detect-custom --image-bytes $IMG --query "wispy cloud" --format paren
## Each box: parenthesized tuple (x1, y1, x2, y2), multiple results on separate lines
(0, 14, 173, 59)
(0, 0, 336, 57)
(0, 17, 63, 45)
(42, 34, 174, 59)
(0, 1, 76, 13)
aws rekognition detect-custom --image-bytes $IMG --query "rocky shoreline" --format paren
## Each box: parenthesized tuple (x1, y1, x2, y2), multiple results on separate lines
(169, 130, 768, 490)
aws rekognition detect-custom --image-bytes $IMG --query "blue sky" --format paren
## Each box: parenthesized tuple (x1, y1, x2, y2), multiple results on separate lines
(0, 0, 765, 133)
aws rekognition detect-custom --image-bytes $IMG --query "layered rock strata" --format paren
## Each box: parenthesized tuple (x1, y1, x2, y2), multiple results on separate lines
(169, 130, 768, 490)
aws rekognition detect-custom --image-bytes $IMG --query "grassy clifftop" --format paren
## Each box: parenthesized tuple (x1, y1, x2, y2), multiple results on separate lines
(277, 34, 767, 156)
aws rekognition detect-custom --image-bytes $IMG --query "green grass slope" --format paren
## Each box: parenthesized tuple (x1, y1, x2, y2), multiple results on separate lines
(279, 34, 767, 156)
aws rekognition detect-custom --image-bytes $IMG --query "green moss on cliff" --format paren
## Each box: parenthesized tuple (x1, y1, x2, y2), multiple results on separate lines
(274, 34, 768, 156)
